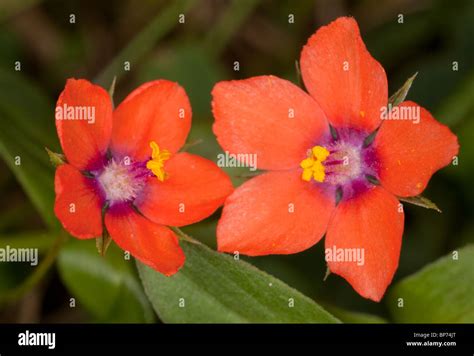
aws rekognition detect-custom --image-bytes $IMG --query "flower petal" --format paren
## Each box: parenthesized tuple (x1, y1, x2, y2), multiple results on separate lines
(105, 206, 185, 276)
(300, 17, 387, 132)
(325, 186, 404, 302)
(374, 101, 459, 197)
(54, 164, 104, 239)
(212, 76, 329, 170)
(111, 80, 191, 161)
(217, 171, 334, 256)
(135, 152, 233, 227)
(55, 79, 113, 170)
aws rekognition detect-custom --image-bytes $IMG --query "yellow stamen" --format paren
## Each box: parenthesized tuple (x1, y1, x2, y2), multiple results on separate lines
(312, 146, 330, 162)
(146, 141, 171, 182)
(300, 145, 329, 183)
(302, 168, 313, 182)
(300, 157, 315, 169)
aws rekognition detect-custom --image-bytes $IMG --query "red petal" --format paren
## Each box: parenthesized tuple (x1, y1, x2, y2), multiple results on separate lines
(55, 79, 113, 170)
(217, 171, 334, 256)
(374, 101, 459, 197)
(111, 80, 191, 161)
(105, 206, 185, 276)
(300, 17, 387, 132)
(135, 152, 233, 227)
(212, 76, 328, 170)
(54, 164, 103, 239)
(325, 187, 404, 302)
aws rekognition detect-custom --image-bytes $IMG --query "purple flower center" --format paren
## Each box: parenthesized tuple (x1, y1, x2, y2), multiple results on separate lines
(301, 127, 380, 202)
(93, 157, 152, 206)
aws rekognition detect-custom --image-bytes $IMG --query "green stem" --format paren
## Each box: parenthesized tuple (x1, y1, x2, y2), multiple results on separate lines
(181, 138, 203, 152)
(0, 232, 67, 307)
(171, 226, 200, 244)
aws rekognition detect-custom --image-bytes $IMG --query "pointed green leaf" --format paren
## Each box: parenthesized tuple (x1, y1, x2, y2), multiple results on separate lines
(137, 240, 340, 323)
(399, 195, 442, 213)
(95, 234, 112, 257)
(386, 244, 474, 322)
(96, 202, 112, 256)
(108, 76, 117, 100)
(45, 147, 66, 167)
(388, 72, 418, 107)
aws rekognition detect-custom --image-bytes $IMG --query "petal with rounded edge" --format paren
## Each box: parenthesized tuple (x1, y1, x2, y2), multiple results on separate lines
(54, 164, 103, 239)
(136, 152, 233, 227)
(300, 17, 387, 132)
(105, 206, 185, 276)
(55, 79, 112, 170)
(212, 76, 329, 170)
(325, 186, 404, 302)
(217, 171, 334, 256)
(374, 101, 459, 197)
(111, 80, 191, 162)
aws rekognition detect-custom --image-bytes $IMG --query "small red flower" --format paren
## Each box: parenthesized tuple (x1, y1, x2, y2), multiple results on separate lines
(212, 17, 459, 301)
(54, 79, 233, 275)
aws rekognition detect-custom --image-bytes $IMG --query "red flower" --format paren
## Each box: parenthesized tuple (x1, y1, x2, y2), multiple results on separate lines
(211, 17, 459, 301)
(54, 79, 233, 275)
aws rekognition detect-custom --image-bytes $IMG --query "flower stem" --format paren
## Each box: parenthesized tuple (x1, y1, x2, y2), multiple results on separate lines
(181, 138, 203, 152)
(171, 226, 200, 244)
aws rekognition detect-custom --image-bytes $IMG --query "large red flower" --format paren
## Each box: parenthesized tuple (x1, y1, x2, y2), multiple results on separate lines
(54, 79, 233, 275)
(211, 17, 459, 301)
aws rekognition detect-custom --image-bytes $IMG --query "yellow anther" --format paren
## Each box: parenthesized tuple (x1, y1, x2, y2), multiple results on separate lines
(300, 145, 329, 183)
(300, 157, 315, 169)
(146, 141, 171, 182)
(301, 168, 313, 182)
(312, 146, 330, 162)
(312, 161, 326, 182)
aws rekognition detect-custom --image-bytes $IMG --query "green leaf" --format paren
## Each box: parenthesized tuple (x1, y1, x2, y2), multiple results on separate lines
(386, 244, 474, 322)
(45, 147, 66, 167)
(0, 67, 58, 228)
(58, 239, 154, 323)
(137, 240, 340, 323)
(107, 76, 117, 103)
(388, 72, 418, 107)
(398, 195, 442, 213)
(95, 234, 112, 257)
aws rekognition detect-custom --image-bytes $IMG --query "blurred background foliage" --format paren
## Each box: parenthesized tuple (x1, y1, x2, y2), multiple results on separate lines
(0, 0, 472, 323)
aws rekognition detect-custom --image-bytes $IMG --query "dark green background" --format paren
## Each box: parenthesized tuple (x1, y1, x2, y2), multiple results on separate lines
(0, 0, 472, 323)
